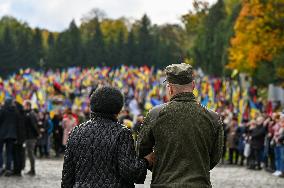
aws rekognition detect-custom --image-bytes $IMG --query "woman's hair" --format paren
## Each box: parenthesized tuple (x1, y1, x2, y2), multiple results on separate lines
(90, 86, 124, 115)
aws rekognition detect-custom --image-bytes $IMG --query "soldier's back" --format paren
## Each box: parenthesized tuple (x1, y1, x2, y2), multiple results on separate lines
(149, 92, 222, 188)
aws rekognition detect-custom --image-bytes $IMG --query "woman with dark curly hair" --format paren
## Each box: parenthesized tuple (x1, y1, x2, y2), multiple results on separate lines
(62, 86, 154, 188)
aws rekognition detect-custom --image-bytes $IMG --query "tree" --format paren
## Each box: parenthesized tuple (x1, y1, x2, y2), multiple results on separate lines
(274, 52, 284, 84)
(157, 24, 187, 67)
(228, 0, 284, 77)
(86, 17, 105, 66)
(31, 28, 44, 68)
(116, 29, 127, 65)
(0, 27, 15, 74)
(136, 14, 154, 66)
(0, 26, 16, 75)
(182, 0, 209, 34)
(220, 1, 241, 76)
(192, 0, 227, 76)
(46, 32, 55, 67)
(67, 20, 82, 66)
(126, 29, 137, 65)
(15, 27, 33, 68)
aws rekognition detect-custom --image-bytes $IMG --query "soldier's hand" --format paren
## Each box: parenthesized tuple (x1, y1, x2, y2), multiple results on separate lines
(144, 152, 156, 167)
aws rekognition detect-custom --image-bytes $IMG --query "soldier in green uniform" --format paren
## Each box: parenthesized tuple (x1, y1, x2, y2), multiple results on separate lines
(138, 63, 224, 188)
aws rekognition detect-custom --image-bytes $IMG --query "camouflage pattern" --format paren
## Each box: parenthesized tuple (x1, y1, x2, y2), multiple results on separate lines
(165, 63, 193, 85)
(138, 92, 223, 188)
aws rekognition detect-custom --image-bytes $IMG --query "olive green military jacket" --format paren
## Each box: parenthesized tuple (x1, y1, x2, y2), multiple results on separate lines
(138, 92, 223, 188)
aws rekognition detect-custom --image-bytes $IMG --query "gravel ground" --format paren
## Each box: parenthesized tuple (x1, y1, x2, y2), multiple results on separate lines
(0, 159, 283, 188)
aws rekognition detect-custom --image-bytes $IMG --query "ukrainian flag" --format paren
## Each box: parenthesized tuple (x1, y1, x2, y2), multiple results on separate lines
(249, 100, 259, 119)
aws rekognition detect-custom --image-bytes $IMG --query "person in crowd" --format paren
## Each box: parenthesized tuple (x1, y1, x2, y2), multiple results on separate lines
(23, 100, 39, 176)
(248, 116, 266, 170)
(138, 64, 223, 187)
(273, 114, 284, 176)
(263, 116, 276, 172)
(132, 114, 144, 146)
(83, 108, 90, 120)
(62, 86, 154, 188)
(221, 112, 229, 164)
(46, 112, 54, 157)
(132, 114, 144, 135)
(35, 112, 46, 157)
(129, 94, 141, 123)
(36, 112, 53, 158)
(0, 99, 20, 176)
(62, 108, 77, 148)
(123, 86, 134, 107)
(118, 108, 133, 124)
(278, 115, 284, 177)
(52, 111, 63, 157)
(237, 119, 248, 166)
(12, 101, 26, 176)
(227, 117, 239, 165)
(74, 107, 86, 125)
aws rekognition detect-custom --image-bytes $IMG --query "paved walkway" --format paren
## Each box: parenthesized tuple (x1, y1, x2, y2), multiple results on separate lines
(0, 159, 283, 188)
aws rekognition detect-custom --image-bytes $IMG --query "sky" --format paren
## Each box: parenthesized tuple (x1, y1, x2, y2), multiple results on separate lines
(0, 0, 217, 32)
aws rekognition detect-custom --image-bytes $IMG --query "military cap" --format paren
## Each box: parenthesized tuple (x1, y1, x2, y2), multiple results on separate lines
(164, 63, 193, 85)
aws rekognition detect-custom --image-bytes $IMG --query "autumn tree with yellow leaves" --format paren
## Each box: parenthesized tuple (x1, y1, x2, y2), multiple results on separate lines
(228, 0, 284, 84)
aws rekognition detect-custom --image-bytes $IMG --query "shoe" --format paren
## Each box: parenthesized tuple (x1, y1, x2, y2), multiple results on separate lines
(11, 172, 22, 177)
(256, 166, 262, 170)
(26, 170, 36, 176)
(273, 171, 282, 176)
(0, 169, 5, 176)
(4, 170, 13, 177)
(278, 173, 284, 178)
(265, 168, 275, 173)
(247, 166, 255, 170)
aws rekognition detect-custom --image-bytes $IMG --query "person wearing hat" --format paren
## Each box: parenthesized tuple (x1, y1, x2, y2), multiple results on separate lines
(62, 86, 154, 188)
(138, 63, 224, 187)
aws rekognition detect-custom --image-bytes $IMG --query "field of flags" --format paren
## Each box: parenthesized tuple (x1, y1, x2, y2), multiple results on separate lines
(0, 65, 270, 122)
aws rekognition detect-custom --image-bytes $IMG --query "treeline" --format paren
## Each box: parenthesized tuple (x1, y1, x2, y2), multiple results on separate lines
(1, 0, 284, 86)
(183, 0, 284, 85)
(0, 9, 187, 77)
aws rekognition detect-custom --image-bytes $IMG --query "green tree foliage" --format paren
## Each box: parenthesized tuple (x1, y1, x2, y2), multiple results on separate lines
(136, 15, 154, 66)
(182, 0, 241, 77)
(31, 28, 44, 68)
(0, 26, 16, 75)
(46, 32, 55, 66)
(191, 0, 226, 76)
(66, 20, 82, 66)
(3, 1, 282, 86)
(0, 11, 188, 75)
(126, 29, 137, 65)
(86, 17, 106, 66)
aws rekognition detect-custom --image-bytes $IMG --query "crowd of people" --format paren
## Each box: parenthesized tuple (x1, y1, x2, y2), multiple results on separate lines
(222, 111, 284, 177)
(0, 65, 283, 178)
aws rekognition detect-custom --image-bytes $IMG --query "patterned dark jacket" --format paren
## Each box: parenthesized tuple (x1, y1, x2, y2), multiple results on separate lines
(138, 92, 223, 188)
(62, 113, 148, 188)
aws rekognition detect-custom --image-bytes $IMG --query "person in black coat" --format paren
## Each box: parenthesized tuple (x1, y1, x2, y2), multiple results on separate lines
(62, 86, 154, 188)
(248, 116, 266, 170)
(0, 99, 20, 176)
(12, 101, 27, 176)
(23, 100, 39, 176)
(52, 112, 63, 157)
